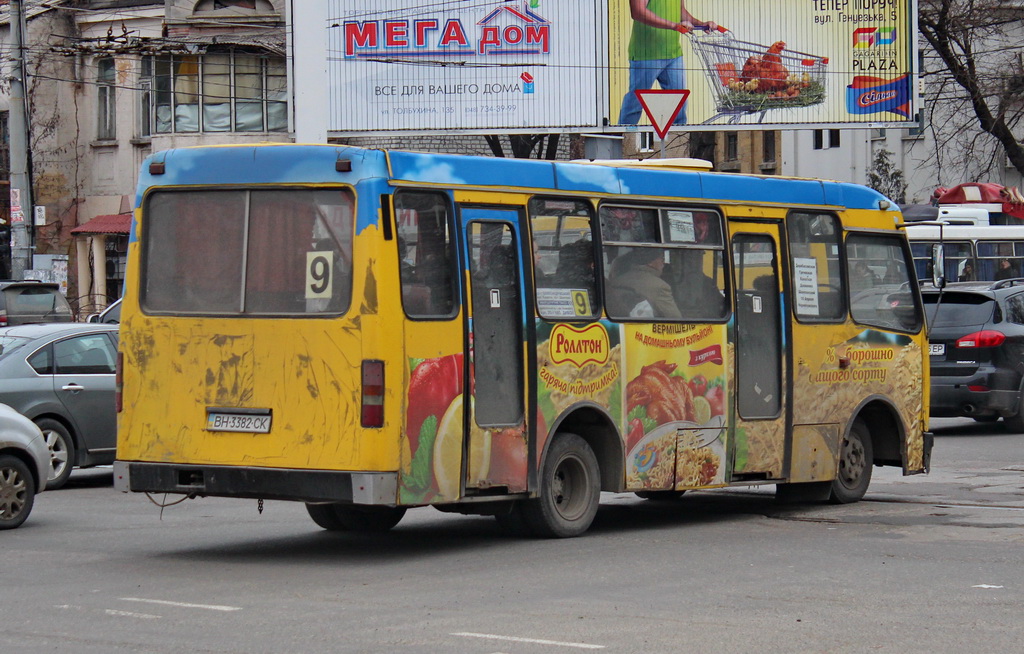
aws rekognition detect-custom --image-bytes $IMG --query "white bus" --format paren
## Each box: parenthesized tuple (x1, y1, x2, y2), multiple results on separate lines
(906, 223, 1024, 282)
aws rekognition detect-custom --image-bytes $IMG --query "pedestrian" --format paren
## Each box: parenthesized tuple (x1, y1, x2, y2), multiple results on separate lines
(619, 0, 718, 126)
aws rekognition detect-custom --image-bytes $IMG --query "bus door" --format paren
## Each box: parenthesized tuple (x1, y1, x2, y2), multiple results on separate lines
(730, 227, 787, 480)
(459, 207, 529, 495)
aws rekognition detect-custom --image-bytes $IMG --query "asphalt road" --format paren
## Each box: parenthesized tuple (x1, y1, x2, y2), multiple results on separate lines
(4, 417, 1022, 653)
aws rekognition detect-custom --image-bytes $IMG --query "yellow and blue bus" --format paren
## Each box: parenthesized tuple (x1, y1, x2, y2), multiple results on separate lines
(114, 144, 932, 538)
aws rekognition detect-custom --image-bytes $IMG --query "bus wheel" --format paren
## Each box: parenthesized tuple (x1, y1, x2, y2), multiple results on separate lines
(305, 503, 406, 532)
(635, 490, 686, 500)
(522, 433, 600, 538)
(830, 419, 873, 504)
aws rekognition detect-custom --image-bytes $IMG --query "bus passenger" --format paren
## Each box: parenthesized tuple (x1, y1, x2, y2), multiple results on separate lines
(851, 261, 877, 293)
(995, 258, 1016, 281)
(606, 248, 682, 319)
(554, 240, 596, 291)
(673, 251, 725, 317)
(882, 260, 905, 284)
(958, 262, 974, 282)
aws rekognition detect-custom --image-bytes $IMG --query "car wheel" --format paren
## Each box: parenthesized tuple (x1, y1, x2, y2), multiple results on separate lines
(521, 432, 600, 538)
(0, 454, 36, 530)
(829, 419, 873, 504)
(1003, 395, 1024, 433)
(305, 503, 406, 532)
(36, 418, 75, 490)
(972, 415, 1000, 423)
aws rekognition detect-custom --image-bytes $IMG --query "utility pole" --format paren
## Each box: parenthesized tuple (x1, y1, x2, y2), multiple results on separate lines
(8, 0, 33, 278)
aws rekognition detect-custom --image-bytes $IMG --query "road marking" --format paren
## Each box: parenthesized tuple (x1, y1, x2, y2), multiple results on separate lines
(452, 632, 604, 649)
(119, 597, 242, 612)
(105, 609, 160, 619)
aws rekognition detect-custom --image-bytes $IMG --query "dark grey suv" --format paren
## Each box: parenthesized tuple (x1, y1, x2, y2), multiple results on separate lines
(923, 280, 1024, 430)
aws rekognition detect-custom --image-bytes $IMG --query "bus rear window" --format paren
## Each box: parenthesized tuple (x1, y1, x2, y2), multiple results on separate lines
(142, 189, 354, 316)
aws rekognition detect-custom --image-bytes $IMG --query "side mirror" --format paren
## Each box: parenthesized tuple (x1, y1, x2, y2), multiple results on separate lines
(931, 244, 946, 288)
(85, 313, 99, 323)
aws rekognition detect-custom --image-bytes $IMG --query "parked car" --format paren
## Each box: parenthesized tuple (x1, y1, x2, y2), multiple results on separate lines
(0, 402, 48, 529)
(86, 297, 121, 324)
(0, 280, 74, 326)
(922, 280, 1024, 430)
(0, 323, 119, 488)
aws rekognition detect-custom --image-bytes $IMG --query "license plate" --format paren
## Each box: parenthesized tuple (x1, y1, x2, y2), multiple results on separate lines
(929, 343, 945, 356)
(206, 411, 272, 433)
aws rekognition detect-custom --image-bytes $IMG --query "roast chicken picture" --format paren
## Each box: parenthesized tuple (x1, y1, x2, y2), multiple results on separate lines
(724, 41, 811, 98)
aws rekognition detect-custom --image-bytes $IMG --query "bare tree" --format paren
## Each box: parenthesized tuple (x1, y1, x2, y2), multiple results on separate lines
(918, 0, 1024, 180)
(484, 134, 561, 159)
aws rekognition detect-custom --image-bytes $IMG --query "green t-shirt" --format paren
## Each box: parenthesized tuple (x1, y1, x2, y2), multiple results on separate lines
(627, 0, 683, 61)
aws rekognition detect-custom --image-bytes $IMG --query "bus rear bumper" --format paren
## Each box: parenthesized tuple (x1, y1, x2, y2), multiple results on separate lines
(113, 461, 399, 506)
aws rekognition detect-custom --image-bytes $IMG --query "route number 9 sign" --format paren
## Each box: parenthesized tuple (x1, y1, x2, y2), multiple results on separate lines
(306, 251, 334, 299)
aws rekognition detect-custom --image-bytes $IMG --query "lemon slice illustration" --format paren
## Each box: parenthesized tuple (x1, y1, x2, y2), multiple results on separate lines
(692, 395, 713, 425)
(432, 396, 491, 498)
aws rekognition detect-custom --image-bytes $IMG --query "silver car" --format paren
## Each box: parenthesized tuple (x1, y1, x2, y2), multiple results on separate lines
(0, 402, 48, 529)
(0, 323, 119, 489)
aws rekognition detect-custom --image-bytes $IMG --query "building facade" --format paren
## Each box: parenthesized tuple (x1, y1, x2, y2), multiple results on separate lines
(1, 0, 287, 313)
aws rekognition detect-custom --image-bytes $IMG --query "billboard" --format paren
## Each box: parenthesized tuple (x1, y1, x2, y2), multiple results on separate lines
(326, 1, 604, 133)
(320, 0, 915, 134)
(608, 0, 915, 128)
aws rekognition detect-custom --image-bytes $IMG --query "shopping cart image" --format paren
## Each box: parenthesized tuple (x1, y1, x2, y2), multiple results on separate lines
(684, 27, 829, 124)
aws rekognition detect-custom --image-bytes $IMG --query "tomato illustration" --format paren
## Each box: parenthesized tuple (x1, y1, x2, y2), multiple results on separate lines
(704, 384, 725, 417)
(407, 353, 464, 453)
(625, 418, 646, 453)
(689, 374, 708, 397)
(489, 427, 528, 484)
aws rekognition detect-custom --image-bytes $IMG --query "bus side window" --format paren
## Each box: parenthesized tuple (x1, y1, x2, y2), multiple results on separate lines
(787, 212, 845, 321)
(846, 234, 922, 333)
(395, 191, 458, 319)
(528, 197, 600, 321)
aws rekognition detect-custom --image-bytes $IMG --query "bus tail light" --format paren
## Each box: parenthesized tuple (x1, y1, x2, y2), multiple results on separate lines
(361, 360, 384, 428)
(956, 331, 1005, 348)
(115, 352, 123, 413)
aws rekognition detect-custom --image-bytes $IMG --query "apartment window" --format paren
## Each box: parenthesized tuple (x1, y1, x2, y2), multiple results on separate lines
(139, 58, 152, 138)
(97, 58, 116, 140)
(637, 131, 655, 153)
(145, 51, 287, 134)
(726, 132, 738, 160)
(762, 131, 776, 163)
(813, 129, 842, 150)
(906, 112, 925, 138)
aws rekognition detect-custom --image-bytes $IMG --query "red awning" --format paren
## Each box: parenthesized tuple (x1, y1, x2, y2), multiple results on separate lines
(70, 213, 132, 235)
